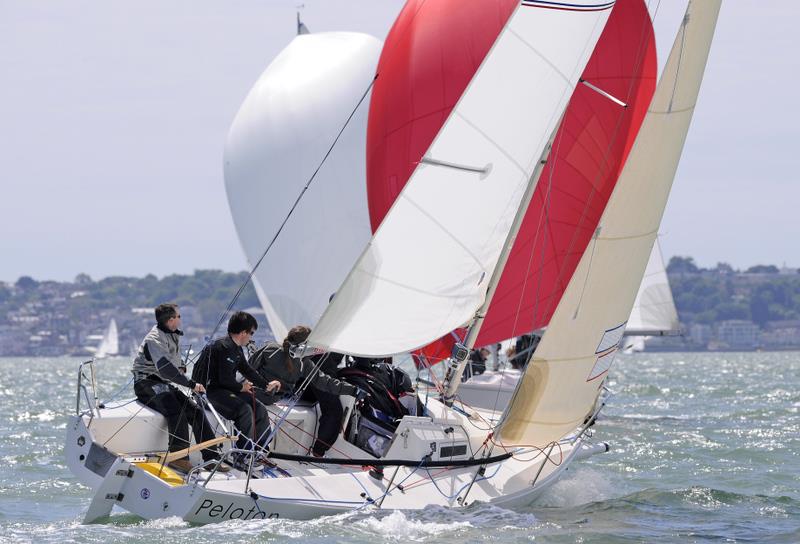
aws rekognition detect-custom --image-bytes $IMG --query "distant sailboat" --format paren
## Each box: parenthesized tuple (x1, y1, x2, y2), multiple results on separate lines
(87, 318, 119, 359)
(625, 239, 681, 342)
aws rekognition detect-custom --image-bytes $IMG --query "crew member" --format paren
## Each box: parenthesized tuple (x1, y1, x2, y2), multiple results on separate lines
(196, 311, 281, 458)
(249, 325, 365, 457)
(463, 347, 489, 381)
(131, 303, 224, 473)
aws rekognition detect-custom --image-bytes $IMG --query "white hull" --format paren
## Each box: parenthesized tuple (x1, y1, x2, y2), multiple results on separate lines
(456, 370, 519, 414)
(66, 369, 608, 523)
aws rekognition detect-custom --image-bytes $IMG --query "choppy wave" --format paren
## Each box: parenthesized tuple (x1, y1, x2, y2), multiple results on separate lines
(1, 353, 799, 543)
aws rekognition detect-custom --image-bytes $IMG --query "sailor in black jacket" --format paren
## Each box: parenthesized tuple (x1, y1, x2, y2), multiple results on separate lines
(131, 304, 223, 472)
(249, 325, 364, 456)
(196, 312, 281, 453)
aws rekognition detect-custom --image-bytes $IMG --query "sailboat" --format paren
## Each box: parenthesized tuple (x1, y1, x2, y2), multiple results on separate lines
(64, 0, 721, 523)
(85, 318, 119, 359)
(622, 239, 682, 351)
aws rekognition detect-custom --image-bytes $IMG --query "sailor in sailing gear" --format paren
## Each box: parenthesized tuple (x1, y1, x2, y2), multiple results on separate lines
(249, 325, 360, 457)
(462, 348, 489, 381)
(131, 303, 221, 470)
(195, 311, 281, 452)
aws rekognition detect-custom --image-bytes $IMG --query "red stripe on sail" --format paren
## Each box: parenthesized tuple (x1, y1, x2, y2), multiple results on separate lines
(477, 0, 656, 347)
(366, 0, 519, 233)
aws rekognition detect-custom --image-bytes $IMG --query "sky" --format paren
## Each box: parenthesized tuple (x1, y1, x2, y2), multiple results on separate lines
(0, 0, 797, 283)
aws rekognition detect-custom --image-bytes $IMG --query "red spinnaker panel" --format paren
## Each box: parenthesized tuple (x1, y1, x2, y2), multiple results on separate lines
(366, 0, 519, 232)
(367, 0, 657, 360)
(478, 0, 656, 346)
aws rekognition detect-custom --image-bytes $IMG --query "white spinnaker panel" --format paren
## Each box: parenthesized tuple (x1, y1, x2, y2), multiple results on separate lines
(499, 0, 721, 446)
(309, 2, 613, 356)
(225, 33, 381, 341)
(627, 240, 679, 332)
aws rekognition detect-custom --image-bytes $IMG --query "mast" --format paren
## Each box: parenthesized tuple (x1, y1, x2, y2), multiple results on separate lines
(296, 11, 310, 35)
(440, 122, 560, 404)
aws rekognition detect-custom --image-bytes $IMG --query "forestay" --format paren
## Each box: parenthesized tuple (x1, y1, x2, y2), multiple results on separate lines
(499, 0, 722, 446)
(224, 33, 381, 341)
(309, 2, 614, 356)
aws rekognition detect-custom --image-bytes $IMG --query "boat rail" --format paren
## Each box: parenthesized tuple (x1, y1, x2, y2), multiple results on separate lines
(192, 447, 268, 488)
(76, 359, 100, 420)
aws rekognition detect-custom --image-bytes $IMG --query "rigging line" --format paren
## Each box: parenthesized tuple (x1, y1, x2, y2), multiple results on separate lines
(253, 354, 332, 449)
(668, 9, 690, 113)
(423, 463, 502, 501)
(374, 459, 426, 506)
(572, 227, 601, 319)
(99, 376, 134, 406)
(481, 110, 567, 422)
(508, 0, 655, 344)
(528, 109, 566, 332)
(268, 405, 354, 459)
(100, 402, 147, 448)
(99, 397, 194, 452)
(529, 1, 658, 325)
(200, 0, 458, 355)
(477, 113, 566, 420)
(203, 74, 379, 345)
(252, 352, 339, 450)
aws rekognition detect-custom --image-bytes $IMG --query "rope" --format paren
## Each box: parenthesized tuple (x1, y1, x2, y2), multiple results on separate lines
(203, 74, 378, 345)
(423, 463, 503, 501)
(533, 0, 660, 327)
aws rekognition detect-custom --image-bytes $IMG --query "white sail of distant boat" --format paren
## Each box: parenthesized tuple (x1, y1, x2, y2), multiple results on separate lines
(86, 318, 119, 359)
(627, 239, 680, 335)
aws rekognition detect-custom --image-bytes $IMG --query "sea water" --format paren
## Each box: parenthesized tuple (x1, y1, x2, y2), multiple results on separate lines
(0, 352, 798, 543)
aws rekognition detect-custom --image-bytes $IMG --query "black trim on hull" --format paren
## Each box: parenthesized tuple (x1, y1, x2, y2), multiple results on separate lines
(267, 451, 514, 467)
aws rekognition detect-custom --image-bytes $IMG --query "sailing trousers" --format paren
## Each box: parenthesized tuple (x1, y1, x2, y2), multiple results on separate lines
(301, 386, 344, 456)
(207, 389, 271, 452)
(134, 378, 218, 461)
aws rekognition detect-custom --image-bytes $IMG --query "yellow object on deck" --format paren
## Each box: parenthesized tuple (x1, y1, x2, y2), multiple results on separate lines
(135, 462, 185, 486)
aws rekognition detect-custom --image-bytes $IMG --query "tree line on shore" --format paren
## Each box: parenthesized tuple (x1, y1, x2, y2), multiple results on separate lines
(3, 259, 799, 331)
(2, 270, 260, 328)
(666, 257, 800, 326)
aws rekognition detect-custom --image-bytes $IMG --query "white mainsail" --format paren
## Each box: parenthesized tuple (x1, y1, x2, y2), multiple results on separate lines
(627, 239, 680, 334)
(309, 3, 613, 356)
(499, 0, 721, 446)
(224, 32, 381, 341)
(95, 318, 119, 358)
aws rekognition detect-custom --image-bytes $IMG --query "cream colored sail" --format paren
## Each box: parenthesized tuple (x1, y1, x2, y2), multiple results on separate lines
(309, 3, 613, 356)
(499, 0, 721, 446)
